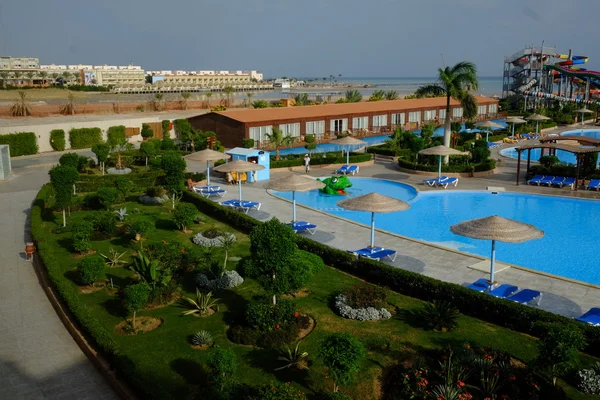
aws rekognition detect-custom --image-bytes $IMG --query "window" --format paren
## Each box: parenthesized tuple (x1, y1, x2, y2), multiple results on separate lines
(352, 116, 368, 129)
(423, 110, 436, 121)
(391, 113, 405, 126)
(438, 109, 447, 121)
(489, 104, 498, 114)
(452, 107, 463, 118)
(408, 111, 421, 123)
(306, 120, 325, 135)
(372, 114, 388, 127)
(249, 125, 273, 143)
(279, 123, 301, 137)
(330, 119, 348, 133)
(478, 105, 487, 115)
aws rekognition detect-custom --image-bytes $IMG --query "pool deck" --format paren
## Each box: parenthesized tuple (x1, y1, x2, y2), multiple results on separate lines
(200, 157, 600, 320)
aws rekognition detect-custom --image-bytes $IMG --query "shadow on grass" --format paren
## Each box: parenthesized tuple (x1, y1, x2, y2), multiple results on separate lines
(220, 289, 250, 326)
(243, 348, 314, 394)
(109, 235, 132, 247)
(170, 358, 207, 386)
(106, 271, 131, 290)
(101, 297, 126, 318)
(396, 306, 426, 330)
(63, 269, 81, 286)
(156, 218, 177, 231)
(56, 237, 73, 252)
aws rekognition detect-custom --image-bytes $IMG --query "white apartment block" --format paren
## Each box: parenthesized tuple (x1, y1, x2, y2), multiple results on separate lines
(0, 56, 40, 70)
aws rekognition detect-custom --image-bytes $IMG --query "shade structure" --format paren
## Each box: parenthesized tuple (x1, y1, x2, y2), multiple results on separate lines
(418, 145, 470, 179)
(337, 193, 410, 248)
(214, 160, 265, 200)
(329, 136, 367, 165)
(475, 120, 504, 142)
(264, 174, 325, 222)
(185, 149, 227, 185)
(526, 114, 551, 134)
(504, 117, 527, 136)
(575, 108, 593, 127)
(450, 215, 544, 282)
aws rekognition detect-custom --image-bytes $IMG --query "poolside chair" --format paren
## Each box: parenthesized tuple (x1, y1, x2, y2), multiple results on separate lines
(335, 165, 349, 174)
(575, 307, 600, 326)
(348, 247, 384, 257)
(549, 176, 566, 187)
(193, 186, 226, 198)
(505, 289, 543, 306)
(287, 221, 317, 235)
(346, 165, 359, 175)
(362, 249, 397, 262)
(466, 278, 497, 293)
(488, 284, 519, 299)
(437, 177, 458, 189)
(220, 199, 261, 214)
(538, 176, 556, 186)
(527, 175, 544, 185)
(424, 176, 448, 186)
(586, 179, 600, 190)
(555, 177, 576, 189)
(193, 185, 221, 192)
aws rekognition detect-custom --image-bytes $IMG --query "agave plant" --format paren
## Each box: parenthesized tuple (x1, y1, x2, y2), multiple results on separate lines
(181, 289, 219, 316)
(100, 247, 128, 268)
(129, 250, 171, 289)
(113, 207, 128, 221)
(384, 90, 399, 100)
(431, 383, 462, 400)
(275, 342, 309, 371)
(191, 330, 213, 346)
(421, 300, 460, 332)
(10, 91, 32, 117)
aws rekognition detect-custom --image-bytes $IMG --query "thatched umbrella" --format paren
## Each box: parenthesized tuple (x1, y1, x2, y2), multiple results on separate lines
(450, 215, 544, 282)
(185, 148, 227, 185)
(337, 193, 410, 248)
(504, 117, 527, 137)
(214, 160, 265, 200)
(418, 145, 470, 179)
(264, 174, 325, 222)
(574, 107, 593, 127)
(526, 114, 551, 134)
(475, 120, 504, 142)
(328, 136, 367, 165)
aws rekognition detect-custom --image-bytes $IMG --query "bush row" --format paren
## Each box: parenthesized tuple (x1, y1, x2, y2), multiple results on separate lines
(74, 171, 165, 193)
(0, 132, 38, 156)
(271, 153, 372, 169)
(181, 190, 600, 357)
(398, 157, 496, 173)
(69, 128, 103, 149)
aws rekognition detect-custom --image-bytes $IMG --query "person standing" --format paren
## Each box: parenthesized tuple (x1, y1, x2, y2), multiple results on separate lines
(304, 154, 311, 174)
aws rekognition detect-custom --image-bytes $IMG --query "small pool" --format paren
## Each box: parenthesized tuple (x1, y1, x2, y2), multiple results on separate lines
(273, 178, 600, 285)
(500, 129, 600, 166)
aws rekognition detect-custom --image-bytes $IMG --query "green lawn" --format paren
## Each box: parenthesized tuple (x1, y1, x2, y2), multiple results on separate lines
(36, 196, 598, 399)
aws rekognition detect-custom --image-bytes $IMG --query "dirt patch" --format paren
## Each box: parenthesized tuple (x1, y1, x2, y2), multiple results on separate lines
(78, 281, 106, 294)
(71, 250, 97, 259)
(297, 314, 316, 341)
(185, 308, 216, 318)
(191, 344, 210, 351)
(115, 316, 162, 336)
(282, 288, 311, 300)
(144, 294, 181, 311)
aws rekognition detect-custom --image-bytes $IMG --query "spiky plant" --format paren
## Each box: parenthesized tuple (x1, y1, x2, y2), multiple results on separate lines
(59, 92, 77, 115)
(180, 92, 191, 110)
(100, 247, 128, 268)
(385, 90, 399, 100)
(344, 89, 362, 103)
(421, 300, 460, 331)
(113, 207, 128, 221)
(368, 90, 385, 102)
(191, 330, 213, 346)
(275, 342, 309, 371)
(181, 289, 219, 316)
(10, 91, 32, 117)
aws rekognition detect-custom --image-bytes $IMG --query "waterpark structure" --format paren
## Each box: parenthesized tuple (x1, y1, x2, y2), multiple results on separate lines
(502, 46, 600, 107)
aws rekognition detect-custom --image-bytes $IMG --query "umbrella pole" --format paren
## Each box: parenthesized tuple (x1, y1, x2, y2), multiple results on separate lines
(489, 239, 497, 283)
(292, 191, 296, 222)
(370, 212, 375, 248)
(438, 155, 442, 179)
(536, 121, 539, 135)
(512, 123, 515, 137)
(238, 172, 243, 201)
(206, 160, 211, 186)
(346, 147, 350, 166)
(486, 128, 489, 143)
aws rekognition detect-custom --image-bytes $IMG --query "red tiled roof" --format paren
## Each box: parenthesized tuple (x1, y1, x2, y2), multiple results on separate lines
(209, 96, 497, 123)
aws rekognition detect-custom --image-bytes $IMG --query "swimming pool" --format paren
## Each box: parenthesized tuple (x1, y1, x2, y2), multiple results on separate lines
(273, 178, 600, 285)
(500, 129, 600, 166)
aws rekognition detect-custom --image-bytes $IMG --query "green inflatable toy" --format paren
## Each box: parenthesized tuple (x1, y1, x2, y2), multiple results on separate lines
(318, 175, 352, 195)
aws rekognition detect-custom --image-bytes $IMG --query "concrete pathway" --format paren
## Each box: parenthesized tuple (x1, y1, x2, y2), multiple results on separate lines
(0, 167, 117, 399)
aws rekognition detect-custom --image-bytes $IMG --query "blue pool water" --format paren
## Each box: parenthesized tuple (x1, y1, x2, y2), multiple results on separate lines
(273, 178, 600, 285)
(500, 129, 600, 166)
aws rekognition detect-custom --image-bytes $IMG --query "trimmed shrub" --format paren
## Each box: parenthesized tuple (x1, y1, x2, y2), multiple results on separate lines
(0, 132, 38, 156)
(85, 187, 121, 210)
(342, 283, 386, 308)
(69, 127, 102, 149)
(172, 202, 197, 231)
(74, 171, 164, 193)
(294, 249, 324, 274)
(50, 129, 66, 151)
(161, 120, 171, 136)
(241, 138, 255, 148)
(246, 299, 296, 332)
(90, 211, 118, 238)
(141, 124, 153, 139)
(160, 151, 186, 193)
(77, 256, 106, 286)
(59, 153, 88, 171)
(107, 125, 127, 149)
(160, 137, 176, 150)
(72, 219, 94, 253)
(256, 381, 307, 400)
(398, 157, 496, 173)
(114, 176, 133, 197)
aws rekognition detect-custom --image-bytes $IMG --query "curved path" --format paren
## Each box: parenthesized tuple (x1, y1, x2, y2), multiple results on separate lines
(0, 163, 117, 399)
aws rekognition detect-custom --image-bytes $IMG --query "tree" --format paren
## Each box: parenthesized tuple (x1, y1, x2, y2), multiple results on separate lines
(207, 348, 237, 394)
(205, 92, 213, 109)
(51, 72, 59, 85)
(59, 92, 77, 115)
(151, 93, 164, 111)
(534, 323, 586, 385)
(179, 92, 191, 110)
(385, 90, 399, 100)
(49, 165, 79, 227)
(223, 86, 235, 107)
(10, 91, 32, 117)
(160, 151, 187, 195)
(141, 123, 154, 140)
(246, 218, 304, 305)
(39, 71, 48, 86)
(265, 127, 293, 161)
(415, 61, 479, 160)
(139, 141, 156, 166)
(319, 333, 366, 392)
(368, 90, 385, 102)
(92, 143, 110, 174)
(420, 123, 436, 146)
(472, 139, 491, 163)
(451, 121, 462, 133)
(0, 71, 9, 89)
(344, 90, 362, 103)
(25, 71, 36, 86)
(172, 202, 197, 232)
(245, 92, 254, 107)
(77, 256, 106, 286)
(123, 283, 149, 329)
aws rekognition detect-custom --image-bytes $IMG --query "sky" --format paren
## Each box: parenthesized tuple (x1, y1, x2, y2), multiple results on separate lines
(1, 0, 599, 78)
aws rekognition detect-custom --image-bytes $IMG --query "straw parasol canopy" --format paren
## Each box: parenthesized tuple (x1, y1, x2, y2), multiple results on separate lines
(338, 193, 410, 248)
(265, 174, 325, 222)
(504, 117, 527, 136)
(450, 215, 544, 282)
(475, 120, 504, 141)
(418, 145, 469, 179)
(329, 136, 368, 165)
(526, 114, 550, 121)
(574, 108, 593, 114)
(185, 149, 228, 185)
(214, 160, 265, 200)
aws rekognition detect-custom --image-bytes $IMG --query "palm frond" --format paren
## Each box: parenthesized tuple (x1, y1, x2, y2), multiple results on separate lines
(414, 84, 446, 98)
(460, 92, 478, 120)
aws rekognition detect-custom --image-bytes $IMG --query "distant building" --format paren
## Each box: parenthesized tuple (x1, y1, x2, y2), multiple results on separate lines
(0, 56, 39, 70)
(273, 79, 291, 89)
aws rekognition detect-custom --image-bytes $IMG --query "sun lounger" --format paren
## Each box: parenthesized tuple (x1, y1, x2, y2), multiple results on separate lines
(348, 247, 384, 257)
(287, 221, 317, 235)
(437, 177, 458, 189)
(488, 284, 519, 299)
(193, 185, 221, 192)
(575, 307, 600, 326)
(424, 176, 448, 186)
(336, 165, 359, 175)
(467, 278, 497, 293)
(586, 179, 600, 190)
(359, 249, 397, 262)
(503, 137, 518, 143)
(505, 289, 543, 306)
(539, 176, 556, 186)
(555, 177, 576, 189)
(193, 186, 226, 197)
(549, 176, 566, 186)
(527, 175, 544, 185)
(488, 142, 500, 148)
(336, 165, 349, 174)
(220, 200, 261, 213)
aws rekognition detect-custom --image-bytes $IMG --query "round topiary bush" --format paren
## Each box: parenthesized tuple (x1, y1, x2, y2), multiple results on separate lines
(77, 256, 106, 286)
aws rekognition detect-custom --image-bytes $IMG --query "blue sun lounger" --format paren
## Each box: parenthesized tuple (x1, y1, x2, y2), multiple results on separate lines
(336, 165, 359, 175)
(576, 308, 600, 326)
(539, 176, 556, 186)
(424, 176, 448, 186)
(348, 247, 383, 257)
(193, 186, 226, 198)
(586, 179, 600, 190)
(438, 177, 458, 189)
(488, 284, 519, 299)
(348, 247, 397, 262)
(287, 221, 317, 235)
(505, 289, 543, 306)
(467, 278, 497, 293)
(527, 175, 544, 185)
(554, 177, 576, 189)
(336, 165, 349, 174)
(220, 199, 261, 214)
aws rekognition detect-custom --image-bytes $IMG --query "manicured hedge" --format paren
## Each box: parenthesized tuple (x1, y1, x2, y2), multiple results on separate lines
(0, 132, 39, 156)
(50, 129, 66, 151)
(181, 190, 600, 357)
(69, 127, 102, 149)
(74, 170, 165, 193)
(271, 153, 372, 169)
(398, 158, 496, 173)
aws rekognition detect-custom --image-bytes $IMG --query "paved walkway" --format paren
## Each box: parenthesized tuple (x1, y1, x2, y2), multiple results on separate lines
(0, 167, 117, 399)
(197, 158, 600, 320)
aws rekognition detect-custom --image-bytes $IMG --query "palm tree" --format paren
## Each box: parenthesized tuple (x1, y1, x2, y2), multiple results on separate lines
(265, 127, 293, 161)
(0, 71, 9, 89)
(293, 93, 309, 106)
(223, 86, 234, 107)
(385, 90, 399, 100)
(62, 71, 72, 85)
(205, 92, 212, 109)
(59, 92, 76, 115)
(39, 71, 48, 86)
(10, 91, 32, 117)
(344, 89, 362, 103)
(25, 71, 36, 87)
(152, 93, 164, 111)
(246, 92, 253, 107)
(51, 72, 59, 85)
(180, 92, 191, 110)
(369, 90, 385, 102)
(13, 71, 23, 86)
(415, 61, 478, 154)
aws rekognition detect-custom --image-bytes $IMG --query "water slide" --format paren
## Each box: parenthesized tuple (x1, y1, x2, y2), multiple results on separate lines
(554, 54, 589, 66)
(515, 78, 600, 106)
